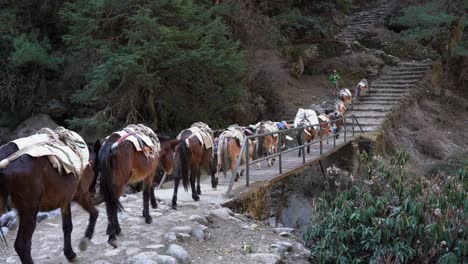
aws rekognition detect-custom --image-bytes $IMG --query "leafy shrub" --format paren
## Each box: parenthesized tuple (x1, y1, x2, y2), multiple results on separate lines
(304, 151, 467, 263)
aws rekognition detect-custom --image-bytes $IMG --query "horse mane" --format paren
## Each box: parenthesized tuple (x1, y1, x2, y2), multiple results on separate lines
(157, 135, 171, 142)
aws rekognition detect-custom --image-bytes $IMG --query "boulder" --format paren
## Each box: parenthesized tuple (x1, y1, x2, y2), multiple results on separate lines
(248, 253, 281, 264)
(166, 244, 191, 264)
(0, 127, 11, 144)
(351, 41, 366, 52)
(154, 255, 177, 264)
(169, 226, 192, 234)
(290, 56, 304, 78)
(303, 45, 319, 63)
(189, 215, 209, 226)
(209, 207, 234, 220)
(193, 229, 205, 242)
(13, 114, 58, 139)
(41, 99, 68, 118)
(163, 232, 177, 243)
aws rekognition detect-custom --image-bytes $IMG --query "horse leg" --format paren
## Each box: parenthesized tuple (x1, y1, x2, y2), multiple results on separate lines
(307, 140, 310, 154)
(172, 173, 180, 210)
(210, 160, 218, 189)
(14, 207, 38, 264)
(77, 192, 99, 251)
(105, 201, 118, 248)
(196, 169, 201, 196)
(142, 176, 154, 224)
(190, 165, 200, 202)
(150, 181, 158, 209)
(61, 204, 77, 261)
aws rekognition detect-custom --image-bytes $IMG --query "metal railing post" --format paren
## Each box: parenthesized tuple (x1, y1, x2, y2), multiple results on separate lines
(319, 125, 323, 156)
(226, 137, 248, 197)
(278, 131, 283, 174)
(245, 138, 250, 187)
(352, 116, 355, 137)
(333, 126, 336, 148)
(344, 117, 347, 142)
(302, 129, 306, 164)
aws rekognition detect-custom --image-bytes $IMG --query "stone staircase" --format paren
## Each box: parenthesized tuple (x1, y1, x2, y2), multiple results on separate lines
(335, 2, 392, 44)
(345, 61, 432, 132)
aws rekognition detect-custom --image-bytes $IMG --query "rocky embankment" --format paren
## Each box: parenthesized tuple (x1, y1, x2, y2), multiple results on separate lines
(1, 191, 310, 264)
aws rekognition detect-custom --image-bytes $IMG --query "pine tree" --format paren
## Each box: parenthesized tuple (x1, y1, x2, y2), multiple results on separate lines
(61, 0, 245, 135)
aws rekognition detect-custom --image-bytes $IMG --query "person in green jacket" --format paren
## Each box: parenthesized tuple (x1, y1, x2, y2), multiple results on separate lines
(329, 69, 341, 95)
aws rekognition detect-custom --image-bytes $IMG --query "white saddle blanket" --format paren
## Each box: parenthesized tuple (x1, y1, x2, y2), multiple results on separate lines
(180, 126, 214, 150)
(225, 124, 245, 143)
(294, 108, 319, 128)
(111, 124, 161, 159)
(340, 89, 352, 97)
(258, 121, 278, 137)
(11, 129, 89, 177)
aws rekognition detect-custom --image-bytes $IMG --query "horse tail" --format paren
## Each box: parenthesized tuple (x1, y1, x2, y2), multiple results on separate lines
(178, 140, 190, 191)
(99, 138, 123, 213)
(257, 127, 265, 158)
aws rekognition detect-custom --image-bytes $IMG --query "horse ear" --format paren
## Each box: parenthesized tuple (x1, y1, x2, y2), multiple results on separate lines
(170, 139, 180, 150)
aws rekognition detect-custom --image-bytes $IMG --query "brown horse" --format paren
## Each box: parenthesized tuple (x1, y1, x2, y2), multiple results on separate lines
(99, 125, 176, 248)
(216, 126, 256, 182)
(256, 121, 279, 169)
(328, 111, 344, 139)
(0, 129, 99, 264)
(318, 114, 332, 146)
(335, 100, 347, 115)
(172, 122, 217, 210)
(339, 89, 355, 107)
(296, 119, 318, 157)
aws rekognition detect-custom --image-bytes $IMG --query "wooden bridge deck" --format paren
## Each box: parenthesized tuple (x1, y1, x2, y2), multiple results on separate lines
(213, 131, 359, 197)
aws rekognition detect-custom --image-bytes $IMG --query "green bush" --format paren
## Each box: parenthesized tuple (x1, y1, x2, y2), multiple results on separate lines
(61, 0, 245, 135)
(304, 151, 467, 263)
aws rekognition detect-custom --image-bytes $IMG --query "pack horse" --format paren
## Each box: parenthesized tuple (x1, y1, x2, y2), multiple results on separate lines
(172, 122, 217, 210)
(98, 124, 177, 248)
(0, 127, 99, 264)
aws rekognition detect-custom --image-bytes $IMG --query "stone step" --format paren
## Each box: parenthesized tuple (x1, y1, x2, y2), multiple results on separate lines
(349, 104, 394, 110)
(374, 80, 420, 85)
(387, 70, 427, 76)
(379, 75, 423, 81)
(354, 100, 397, 104)
(394, 65, 430, 71)
(346, 111, 388, 118)
(360, 94, 405, 99)
(358, 97, 402, 102)
(344, 117, 385, 126)
(371, 84, 416, 89)
(399, 61, 432, 66)
(370, 89, 408, 94)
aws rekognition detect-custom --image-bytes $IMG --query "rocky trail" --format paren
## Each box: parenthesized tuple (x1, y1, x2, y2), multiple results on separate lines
(1, 190, 310, 264)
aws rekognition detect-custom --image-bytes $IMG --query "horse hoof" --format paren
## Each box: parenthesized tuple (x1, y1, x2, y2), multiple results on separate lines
(145, 217, 153, 224)
(108, 238, 118, 248)
(197, 190, 201, 195)
(65, 251, 77, 262)
(151, 203, 158, 209)
(79, 237, 90, 251)
(192, 195, 200, 201)
(172, 205, 178, 210)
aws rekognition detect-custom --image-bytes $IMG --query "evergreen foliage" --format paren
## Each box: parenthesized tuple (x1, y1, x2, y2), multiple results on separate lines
(61, 0, 245, 134)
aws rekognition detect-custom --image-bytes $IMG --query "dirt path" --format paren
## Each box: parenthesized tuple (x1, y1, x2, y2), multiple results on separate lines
(1, 190, 310, 264)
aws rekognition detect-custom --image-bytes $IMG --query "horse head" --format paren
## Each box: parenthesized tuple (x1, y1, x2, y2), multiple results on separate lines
(158, 135, 180, 176)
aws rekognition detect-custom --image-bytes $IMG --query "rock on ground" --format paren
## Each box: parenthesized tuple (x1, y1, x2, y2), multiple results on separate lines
(166, 244, 191, 264)
(248, 253, 281, 264)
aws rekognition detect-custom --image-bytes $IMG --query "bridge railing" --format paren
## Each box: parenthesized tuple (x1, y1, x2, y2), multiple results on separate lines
(225, 115, 364, 197)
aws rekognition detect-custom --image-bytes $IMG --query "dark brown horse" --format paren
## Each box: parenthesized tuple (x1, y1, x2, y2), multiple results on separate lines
(99, 126, 177, 248)
(0, 130, 100, 264)
(172, 124, 217, 210)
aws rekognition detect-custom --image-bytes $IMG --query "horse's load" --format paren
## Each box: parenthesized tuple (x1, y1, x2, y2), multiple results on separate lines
(224, 124, 246, 143)
(339, 88, 352, 98)
(0, 127, 89, 178)
(294, 108, 319, 128)
(251, 121, 279, 137)
(111, 124, 161, 158)
(180, 122, 214, 149)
